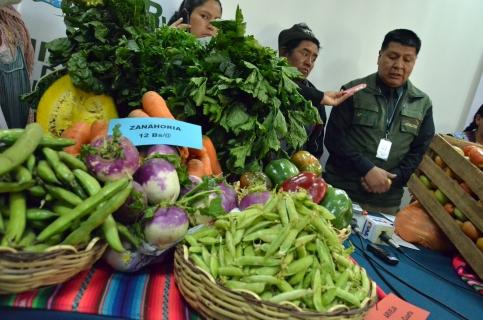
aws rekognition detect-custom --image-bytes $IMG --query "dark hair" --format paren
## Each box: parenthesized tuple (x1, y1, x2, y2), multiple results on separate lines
(168, 0, 222, 25)
(464, 104, 483, 132)
(278, 23, 320, 55)
(381, 29, 421, 54)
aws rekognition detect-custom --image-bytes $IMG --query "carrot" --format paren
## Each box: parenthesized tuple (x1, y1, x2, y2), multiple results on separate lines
(128, 109, 150, 118)
(61, 121, 91, 155)
(142, 91, 174, 118)
(198, 154, 213, 176)
(89, 119, 108, 142)
(187, 158, 207, 178)
(202, 135, 222, 176)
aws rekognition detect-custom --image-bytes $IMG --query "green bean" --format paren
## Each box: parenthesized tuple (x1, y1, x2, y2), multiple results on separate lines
(14, 166, 32, 183)
(51, 202, 73, 215)
(103, 214, 125, 252)
(28, 185, 46, 197)
(277, 197, 289, 226)
(26, 208, 58, 221)
(42, 147, 75, 185)
(117, 223, 141, 248)
(0, 180, 35, 193)
(62, 184, 132, 245)
(58, 151, 88, 171)
(44, 184, 83, 206)
(26, 154, 36, 173)
(235, 256, 281, 267)
(269, 289, 312, 304)
(285, 255, 313, 276)
(18, 229, 36, 247)
(36, 160, 60, 185)
(1, 192, 26, 245)
(225, 281, 265, 294)
(0, 123, 43, 176)
(335, 288, 361, 307)
(73, 169, 101, 196)
(0, 129, 74, 148)
(38, 177, 129, 241)
(70, 179, 88, 199)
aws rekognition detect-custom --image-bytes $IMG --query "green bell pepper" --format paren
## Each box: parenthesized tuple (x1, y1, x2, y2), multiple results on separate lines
(320, 184, 353, 229)
(264, 159, 299, 186)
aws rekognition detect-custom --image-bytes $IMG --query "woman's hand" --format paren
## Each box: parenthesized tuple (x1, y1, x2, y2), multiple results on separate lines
(170, 18, 190, 31)
(321, 91, 352, 106)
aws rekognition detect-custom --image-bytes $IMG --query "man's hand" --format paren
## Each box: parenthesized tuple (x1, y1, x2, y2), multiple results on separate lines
(362, 166, 396, 193)
(321, 91, 352, 106)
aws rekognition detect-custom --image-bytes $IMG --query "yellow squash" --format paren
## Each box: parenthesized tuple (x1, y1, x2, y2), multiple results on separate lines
(36, 74, 118, 136)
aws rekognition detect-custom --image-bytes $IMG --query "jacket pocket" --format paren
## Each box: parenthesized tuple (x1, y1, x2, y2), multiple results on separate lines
(353, 107, 378, 127)
(400, 106, 423, 135)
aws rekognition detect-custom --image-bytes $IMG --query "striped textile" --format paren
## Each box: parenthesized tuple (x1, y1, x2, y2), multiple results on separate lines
(0, 258, 198, 320)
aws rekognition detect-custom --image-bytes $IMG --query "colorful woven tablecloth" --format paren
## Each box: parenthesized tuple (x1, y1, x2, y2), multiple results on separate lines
(0, 254, 198, 320)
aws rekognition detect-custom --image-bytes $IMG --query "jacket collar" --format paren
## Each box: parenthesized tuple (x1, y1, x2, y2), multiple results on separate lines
(364, 73, 425, 99)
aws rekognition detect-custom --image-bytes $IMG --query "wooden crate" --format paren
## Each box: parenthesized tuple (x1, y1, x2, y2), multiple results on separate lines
(407, 134, 483, 279)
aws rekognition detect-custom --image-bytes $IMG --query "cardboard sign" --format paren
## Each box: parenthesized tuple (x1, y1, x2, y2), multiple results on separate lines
(108, 118, 202, 149)
(365, 293, 430, 320)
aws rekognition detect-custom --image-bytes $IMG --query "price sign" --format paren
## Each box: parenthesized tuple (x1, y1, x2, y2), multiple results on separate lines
(365, 293, 430, 320)
(108, 118, 202, 149)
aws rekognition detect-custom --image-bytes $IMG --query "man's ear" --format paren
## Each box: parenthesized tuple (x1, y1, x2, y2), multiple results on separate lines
(279, 48, 288, 58)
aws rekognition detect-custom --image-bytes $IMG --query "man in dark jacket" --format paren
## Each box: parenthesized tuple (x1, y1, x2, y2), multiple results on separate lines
(324, 29, 435, 214)
(278, 23, 352, 159)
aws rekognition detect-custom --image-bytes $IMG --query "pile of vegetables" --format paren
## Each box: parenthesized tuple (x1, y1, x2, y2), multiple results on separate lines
(183, 191, 373, 311)
(44, 1, 320, 175)
(0, 124, 132, 252)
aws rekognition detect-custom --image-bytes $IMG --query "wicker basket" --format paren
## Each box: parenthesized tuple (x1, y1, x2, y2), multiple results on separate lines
(0, 237, 107, 294)
(174, 245, 377, 320)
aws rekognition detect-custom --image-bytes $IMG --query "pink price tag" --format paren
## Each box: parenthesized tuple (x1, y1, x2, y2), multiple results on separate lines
(365, 293, 430, 320)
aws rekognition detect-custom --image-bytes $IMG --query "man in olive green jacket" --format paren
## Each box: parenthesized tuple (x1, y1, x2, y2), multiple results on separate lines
(324, 29, 435, 214)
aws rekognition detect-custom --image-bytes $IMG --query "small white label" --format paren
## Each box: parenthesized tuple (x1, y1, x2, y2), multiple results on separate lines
(376, 139, 392, 160)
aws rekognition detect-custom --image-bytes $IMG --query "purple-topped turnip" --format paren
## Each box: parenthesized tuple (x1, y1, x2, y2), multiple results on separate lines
(239, 191, 271, 210)
(113, 181, 148, 224)
(134, 158, 180, 204)
(144, 206, 189, 249)
(82, 125, 140, 182)
(146, 145, 178, 158)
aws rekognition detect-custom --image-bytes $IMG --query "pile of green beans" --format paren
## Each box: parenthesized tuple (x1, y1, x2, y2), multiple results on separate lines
(186, 192, 372, 312)
(0, 126, 133, 253)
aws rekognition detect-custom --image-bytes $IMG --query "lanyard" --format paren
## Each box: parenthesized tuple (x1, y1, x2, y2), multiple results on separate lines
(385, 90, 402, 139)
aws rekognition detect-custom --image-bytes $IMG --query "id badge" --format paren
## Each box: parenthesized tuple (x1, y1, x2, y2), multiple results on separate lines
(376, 139, 392, 160)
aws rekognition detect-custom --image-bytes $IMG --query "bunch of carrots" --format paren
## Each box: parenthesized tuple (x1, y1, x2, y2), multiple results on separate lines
(129, 91, 222, 179)
(61, 119, 109, 156)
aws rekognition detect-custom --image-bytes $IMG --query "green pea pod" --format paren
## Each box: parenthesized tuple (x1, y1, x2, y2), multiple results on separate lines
(225, 281, 265, 294)
(58, 151, 88, 171)
(18, 229, 36, 247)
(0, 123, 43, 176)
(37, 177, 130, 241)
(269, 289, 312, 304)
(0, 129, 74, 148)
(0, 204, 4, 233)
(28, 185, 46, 198)
(42, 147, 75, 185)
(23, 243, 49, 253)
(26, 154, 36, 173)
(1, 192, 26, 245)
(26, 208, 58, 221)
(117, 223, 141, 248)
(103, 214, 125, 252)
(0, 180, 35, 193)
(285, 255, 313, 276)
(62, 183, 133, 246)
(73, 169, 101, 196)
(44, 184, 83, 206)
(51, 202, 73, 215)
(37, 160, 61, 185)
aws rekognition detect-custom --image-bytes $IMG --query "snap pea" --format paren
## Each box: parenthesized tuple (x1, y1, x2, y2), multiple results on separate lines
(311, 215, 340, 249)
(62, 184, 132, 245)
(243, 245, 255, 257)
(103, 214, 125, 252)
(241, 275, 280, 285)
(18, 229, 36, 247)
(14, 165, 32, 183)
(248, 266, 278, 276)
(225, 230, 236, 258)
(38, 177, 130, 241)
(190, 254, 210, 274)
(73, 169, 101, 197)
(262, 193, 280, 213)
(285, 255, 313, 276)
(313, 269, 324, 311)
(288, 270, 305, 286)
(214, 219, 230, 231)
(210, 247, 219, 279)
(316, 239, 336, 277)
(192, 226, 219, 240)
(23, 243, 49, 253)
(264, 224, 291, 257)
(278, 218, 308, 256)
(26, 208, 58, 221)
(235, 256, 281, 267)
(0, 204, 4, 233)
(51, 202, 73, 215)
(244, 220, 273, 236)
(218, 243, 225, 268)
(284, 195, 299, 222)
(58, 151, 88, 171)
(236, 209, 263, 230)
(0, 123, 43, 176)
(197, 236, 218, 245)
(189, 246, 203, 254)
(184, 234, 198, 247)
(37, 160, 61, 184)
(0, 129, 74, 148)
(202, 245, 211, 267)
(44, 184, 83, 206)
(233, 229, 244, 246)
(335, 288, 361, 307)
(277, 197, 289, 226)
(261, 212, 279, 221)
(225, 281, 265, 294)
(269, 289, 312, 304)
(1, 192, 26, 245)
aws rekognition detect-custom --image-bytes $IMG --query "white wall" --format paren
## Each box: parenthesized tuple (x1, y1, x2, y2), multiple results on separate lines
(221, 0, 483, 134)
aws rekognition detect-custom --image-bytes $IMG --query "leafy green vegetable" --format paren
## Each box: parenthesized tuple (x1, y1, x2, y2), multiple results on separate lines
(46, 3, 320, 176)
